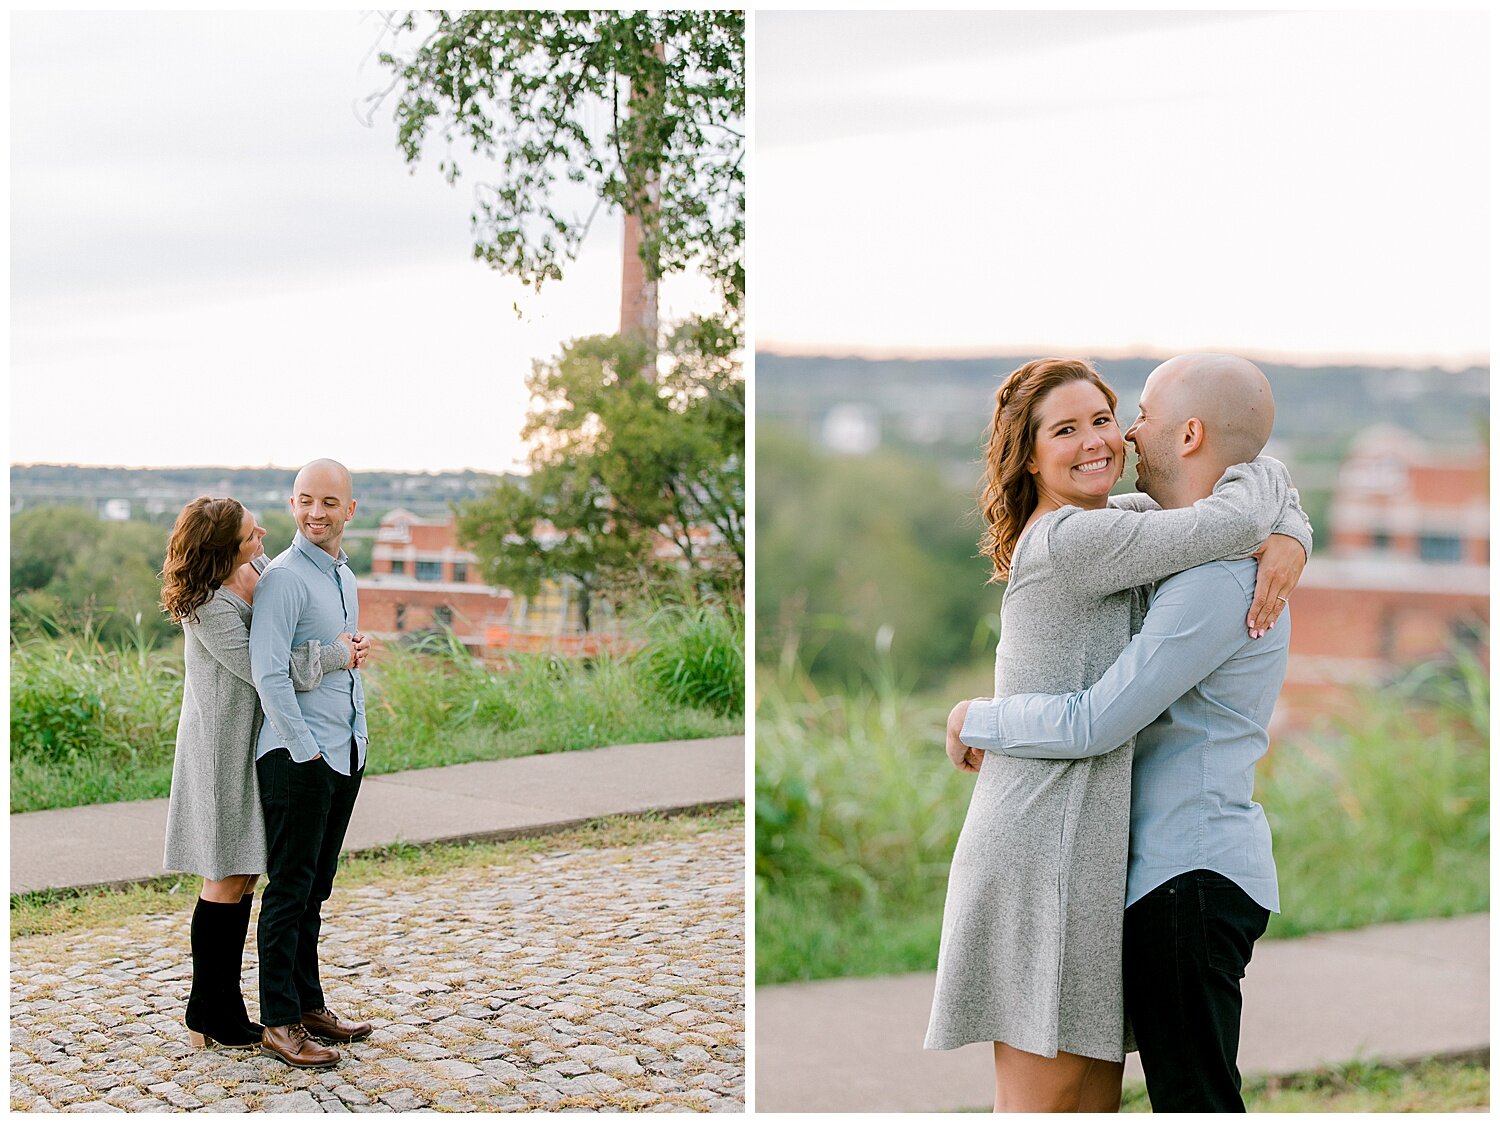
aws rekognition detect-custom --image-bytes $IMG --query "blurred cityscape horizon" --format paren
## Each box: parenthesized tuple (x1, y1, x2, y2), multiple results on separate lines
(756, 349, 1489, 726)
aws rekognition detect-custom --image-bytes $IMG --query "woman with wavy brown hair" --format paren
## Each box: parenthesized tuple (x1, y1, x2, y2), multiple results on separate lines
(922, 358, 1308, 1111)
(160, 496, 365, 1049)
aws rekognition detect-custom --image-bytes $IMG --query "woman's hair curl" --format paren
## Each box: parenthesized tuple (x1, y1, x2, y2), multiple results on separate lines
(161, 497, 246, 624)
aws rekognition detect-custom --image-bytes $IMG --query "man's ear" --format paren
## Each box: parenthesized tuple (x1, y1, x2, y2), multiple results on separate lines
(1180, 418, 1206, 455)
(346, 499, 357, 520)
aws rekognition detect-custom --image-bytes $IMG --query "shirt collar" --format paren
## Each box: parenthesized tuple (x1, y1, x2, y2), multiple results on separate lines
(293, 531, 348, 572)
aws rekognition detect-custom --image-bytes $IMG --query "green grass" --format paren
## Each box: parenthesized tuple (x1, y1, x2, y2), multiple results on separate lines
(756, 674, 969, 983)
(10, 628, 185, 810)
(11, 806, 744, 939)
(638, 600, 745, 717)
(1122, 1056, 1489, 1113)
(359, 630, 739, 775)
(755, 652, 1488, 985)
(1260, 662, 1489, 939)
(10, 614, 744, 813)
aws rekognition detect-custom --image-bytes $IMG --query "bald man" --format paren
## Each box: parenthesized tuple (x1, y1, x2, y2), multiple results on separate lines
(249, 459, 372, 1068)
(952, 355, 1312, 1111)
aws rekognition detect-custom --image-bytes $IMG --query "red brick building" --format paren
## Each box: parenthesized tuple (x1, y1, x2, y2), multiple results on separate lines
(1325, 425, 1488, 565)
(358, 510, 617, 655)
(1279, 428, 1488, 726)
(359, 510, 510, 649)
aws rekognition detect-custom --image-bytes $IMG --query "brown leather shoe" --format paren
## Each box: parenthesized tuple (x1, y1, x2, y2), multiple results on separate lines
(301, 1006, 373, 1043)
(260, 1022, 340, 1068)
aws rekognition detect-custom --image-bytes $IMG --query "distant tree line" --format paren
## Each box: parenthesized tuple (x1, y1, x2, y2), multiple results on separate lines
(756, 352, 1490, 464)
(11, 508, 175, 646)
(11, 465, 510, 521)
(10, 507, 373, 648)
(757, 424, 987, 690)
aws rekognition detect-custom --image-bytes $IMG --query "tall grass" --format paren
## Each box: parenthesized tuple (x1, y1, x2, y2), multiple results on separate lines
(756, 668, 972, 984)
(364, 629, 740, 774)
(755, 649, 1488, 985)
(1260, 649, 1489, 938)
(638, 600, 745, 716)
(10, 606, 745, 813)
(10, 623, 185, 809)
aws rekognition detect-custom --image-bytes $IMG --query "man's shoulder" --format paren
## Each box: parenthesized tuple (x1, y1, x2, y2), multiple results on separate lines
(261, 544, 295, 569)
(262, 543, 315, 574)
(1156, 558, 1257, 608)
(256, 549, 312, 597)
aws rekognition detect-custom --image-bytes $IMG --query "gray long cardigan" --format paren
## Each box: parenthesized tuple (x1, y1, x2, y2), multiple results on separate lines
(163, 557, 350, 880)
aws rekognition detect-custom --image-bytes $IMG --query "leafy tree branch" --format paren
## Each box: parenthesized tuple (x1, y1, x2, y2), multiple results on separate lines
(369, 9, 744, 309)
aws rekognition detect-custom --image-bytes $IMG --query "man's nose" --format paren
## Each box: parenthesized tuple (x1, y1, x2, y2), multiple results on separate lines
(1123, 421, 1139, 443)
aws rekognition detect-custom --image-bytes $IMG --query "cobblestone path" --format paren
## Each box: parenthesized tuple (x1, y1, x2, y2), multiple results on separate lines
(11, 827, 744, 1112)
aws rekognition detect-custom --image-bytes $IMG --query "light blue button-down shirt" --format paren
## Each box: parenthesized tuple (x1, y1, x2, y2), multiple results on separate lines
(959, 558, 1285, 912)
(250, 532, 367, 775)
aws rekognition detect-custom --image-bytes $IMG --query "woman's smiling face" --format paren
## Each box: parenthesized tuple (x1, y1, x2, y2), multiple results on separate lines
(1025, 378, 1125, 510)
(233, 509, 267, 567)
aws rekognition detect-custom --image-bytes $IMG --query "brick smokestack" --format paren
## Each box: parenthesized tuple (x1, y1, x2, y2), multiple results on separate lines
(620, 207, 658, 360)
(618, 41, 664, 381)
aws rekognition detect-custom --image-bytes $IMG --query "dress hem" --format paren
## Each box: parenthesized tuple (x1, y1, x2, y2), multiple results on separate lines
(924, 1030, 1124, 1064)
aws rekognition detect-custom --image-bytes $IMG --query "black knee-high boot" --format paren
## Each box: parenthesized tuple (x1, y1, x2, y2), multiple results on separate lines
(185, 897, 261, 1048)
(227, 893, 264, 1038)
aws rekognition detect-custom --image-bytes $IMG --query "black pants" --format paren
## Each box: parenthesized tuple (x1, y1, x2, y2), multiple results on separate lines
(1123, 869, 1270, 1113)
(256, 748, 363, 1028)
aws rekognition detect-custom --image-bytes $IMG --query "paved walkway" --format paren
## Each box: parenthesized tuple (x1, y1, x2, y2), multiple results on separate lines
(10, 737, 745, 894)
(755, 912, 1489, 1112)
(13, 825, 745, 1112)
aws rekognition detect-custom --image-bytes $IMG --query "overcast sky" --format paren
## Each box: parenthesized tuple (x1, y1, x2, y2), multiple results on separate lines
(7, 11, 1488, 477)
(755, 11, 1489, 368)
(10, 11, 713, 472)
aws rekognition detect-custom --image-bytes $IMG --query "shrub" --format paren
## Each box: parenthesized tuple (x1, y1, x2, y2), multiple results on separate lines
(11, 657, 108, 763)
(638, 601, 745, 716)
(10, 632, 181, 767)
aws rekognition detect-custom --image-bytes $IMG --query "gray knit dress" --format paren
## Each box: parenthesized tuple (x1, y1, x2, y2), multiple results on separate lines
(924, 459, 1296, 1060)
(163, 556, 350, 880)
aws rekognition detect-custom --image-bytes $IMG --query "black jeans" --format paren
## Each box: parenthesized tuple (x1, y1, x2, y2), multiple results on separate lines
(256, 748, 363, 1027)
(1123, 869, 1270, 1113)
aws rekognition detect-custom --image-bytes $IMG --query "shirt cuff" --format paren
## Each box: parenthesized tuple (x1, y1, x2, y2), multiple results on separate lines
(285, 739, 323, 763)
(960, 699, 1003, 750)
